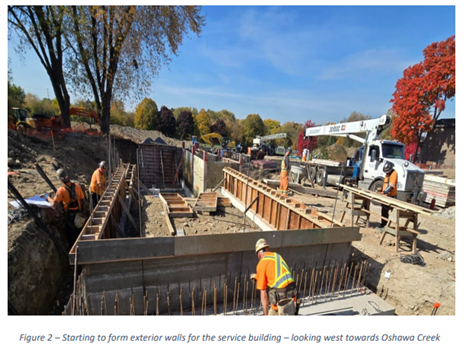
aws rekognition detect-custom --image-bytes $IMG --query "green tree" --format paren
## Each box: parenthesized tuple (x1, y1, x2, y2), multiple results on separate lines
(110, 100, 134, 127)
(264, 119, 280, 135)
(218, 109, 235, 123)
(195, 109, 211, 136)
(242, 114, 265, 146)
(8, 80, 26, 115)
(8, 6, 73, 126)
(206, 109, 220, 122)
(277, 121, 301, 149)
(65, 6, 205, 134)
(24, 93, 60, 116)
(173, 107, 198, 120)
(134, 98, 158, 130)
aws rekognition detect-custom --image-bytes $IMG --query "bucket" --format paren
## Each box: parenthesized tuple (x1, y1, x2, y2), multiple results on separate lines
(277, 298, 295, 315)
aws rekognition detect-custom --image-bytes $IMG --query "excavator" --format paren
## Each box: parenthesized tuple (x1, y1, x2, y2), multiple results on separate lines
(8, 107, 100, 133)
(200, 133, 235, 150)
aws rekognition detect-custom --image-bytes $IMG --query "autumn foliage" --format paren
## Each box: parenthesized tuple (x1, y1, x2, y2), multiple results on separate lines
(390, 36, 455, 155)
(297, 120, 317, 156)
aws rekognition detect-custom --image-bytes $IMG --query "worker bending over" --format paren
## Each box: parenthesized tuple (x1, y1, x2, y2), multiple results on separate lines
(89, 161, 107, 209)
(279, 147, 292, 195)
(379, 161, 397, 229)
(48, 169, 85, 243)
(250, 239, 298, 315)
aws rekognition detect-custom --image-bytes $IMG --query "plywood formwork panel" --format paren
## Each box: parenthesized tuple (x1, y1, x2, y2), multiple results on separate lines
(222, 167, 343, 231)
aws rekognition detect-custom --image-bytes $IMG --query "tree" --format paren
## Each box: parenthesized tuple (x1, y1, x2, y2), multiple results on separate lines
(277, 121, 301, 149)
(134, 97, 158, 130)
(157, 106, 177, 137)
(110, 100, 134, 127)
(297, 120, 317, 156)
(24, 93, 60, 116)
(210, 119, 228, 137)
(228, 119, 244, 145)
(173, 107, 198, 120)
(218, 109, 235, 123)
(390, 35, 455, 162)
(264, 119, 280, 135)
(8, 80, 26, 114)
(177, 110, 194, 139)
(64, 6, 205, 134)
(8, 6, 73, 127)
(242, 114, 265, 146)
(195, 109, 211, 136)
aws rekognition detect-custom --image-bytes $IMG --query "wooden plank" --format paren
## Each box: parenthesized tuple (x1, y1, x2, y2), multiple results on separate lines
(164, 204, 176, 236)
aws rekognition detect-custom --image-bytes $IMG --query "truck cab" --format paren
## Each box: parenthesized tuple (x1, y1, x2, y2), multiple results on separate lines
(360, 140, 424, 202)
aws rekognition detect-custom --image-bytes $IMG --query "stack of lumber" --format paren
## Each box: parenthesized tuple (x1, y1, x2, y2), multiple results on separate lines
(251, 159, 277, 170)
(421, 175, 455, 208)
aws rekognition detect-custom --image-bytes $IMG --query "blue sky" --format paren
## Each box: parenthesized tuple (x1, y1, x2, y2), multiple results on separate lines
(7, 5, 456, 126)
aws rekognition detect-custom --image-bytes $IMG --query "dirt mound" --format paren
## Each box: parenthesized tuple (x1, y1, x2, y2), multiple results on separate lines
(110, 124, 185, 147)
(326, 144, 348, 162)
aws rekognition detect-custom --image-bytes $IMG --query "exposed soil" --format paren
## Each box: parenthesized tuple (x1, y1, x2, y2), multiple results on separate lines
(7, 126, 455, 316)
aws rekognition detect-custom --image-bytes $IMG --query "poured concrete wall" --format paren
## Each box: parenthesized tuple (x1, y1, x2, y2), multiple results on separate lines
(74, 228, 360, 315)
(182, 150, 239, 197)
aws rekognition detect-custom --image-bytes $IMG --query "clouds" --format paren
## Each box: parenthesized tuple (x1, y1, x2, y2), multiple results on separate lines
(317, 48, 412, 81)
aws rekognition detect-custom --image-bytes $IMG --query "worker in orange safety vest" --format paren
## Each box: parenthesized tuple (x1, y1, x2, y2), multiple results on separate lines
(379, 161, 398, 229)
(250, 238, 299, 315)
(89, 161, 107, 209)
(279, 147, 292, 195)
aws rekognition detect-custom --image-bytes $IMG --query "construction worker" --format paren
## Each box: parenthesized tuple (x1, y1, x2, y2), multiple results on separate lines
(379, 161, 398, 228)
(90, 161, 107, 208)
(279, 147, 292, 195)
(47, 168, 85, 242)
(250, 238, 298, 315)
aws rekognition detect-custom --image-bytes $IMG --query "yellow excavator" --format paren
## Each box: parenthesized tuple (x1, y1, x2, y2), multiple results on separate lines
(200, 133, 235, 149)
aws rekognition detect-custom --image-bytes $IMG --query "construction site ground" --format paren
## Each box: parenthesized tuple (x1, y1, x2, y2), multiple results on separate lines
(7, 126, 455, 315)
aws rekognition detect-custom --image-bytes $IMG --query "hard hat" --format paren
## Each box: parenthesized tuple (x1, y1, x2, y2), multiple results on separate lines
(56, 168, 69, 181)
(287, 147, 292, 153)
(255, 238, 270, 254)
(99, 161, 107, 169)
(383, 161, 394, 174)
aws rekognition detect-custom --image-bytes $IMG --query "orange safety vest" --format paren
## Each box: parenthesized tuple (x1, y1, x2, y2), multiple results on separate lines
(383, 170, 398, 197)
(260, 253, 295, 289)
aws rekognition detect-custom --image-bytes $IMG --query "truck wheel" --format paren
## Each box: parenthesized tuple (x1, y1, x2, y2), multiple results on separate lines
(290, 172, 298, 183)
(308, 167, 316, 182)
(268, 147, 275, 156)
(316, 169, 325, 186)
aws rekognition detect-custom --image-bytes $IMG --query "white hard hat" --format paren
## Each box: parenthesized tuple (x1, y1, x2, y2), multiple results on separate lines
(255, 238, 270, 254)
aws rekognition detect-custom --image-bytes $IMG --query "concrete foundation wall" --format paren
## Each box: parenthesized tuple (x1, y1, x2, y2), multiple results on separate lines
(77, 228, 360, 315)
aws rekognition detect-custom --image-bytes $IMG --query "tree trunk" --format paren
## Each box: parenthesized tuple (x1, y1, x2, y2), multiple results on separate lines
(100, 106, 111, 135)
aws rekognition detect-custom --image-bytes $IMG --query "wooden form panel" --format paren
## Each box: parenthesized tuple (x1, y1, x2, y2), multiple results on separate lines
(138, 144, 181, 189)
(159, 193, 193, 218)
(222, 167, 344, 230)
(194, 192, 218, 212)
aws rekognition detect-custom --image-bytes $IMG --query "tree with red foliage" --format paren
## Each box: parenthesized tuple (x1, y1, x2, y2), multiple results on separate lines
(404, 142, 419, 162)
(297, 120, 317, 156)
(390, 35, 455, 163)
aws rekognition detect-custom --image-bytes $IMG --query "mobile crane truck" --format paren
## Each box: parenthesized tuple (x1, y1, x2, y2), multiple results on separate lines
(253, 132, 288, 156)
(299, 114, 425, 203)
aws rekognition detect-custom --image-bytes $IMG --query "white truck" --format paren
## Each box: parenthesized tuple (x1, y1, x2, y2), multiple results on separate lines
(303, 114, 425, 203)
(253, 132, 288, 156)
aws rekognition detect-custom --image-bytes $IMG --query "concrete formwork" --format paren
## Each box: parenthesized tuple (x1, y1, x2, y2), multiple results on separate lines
(72, 228, 360, 315)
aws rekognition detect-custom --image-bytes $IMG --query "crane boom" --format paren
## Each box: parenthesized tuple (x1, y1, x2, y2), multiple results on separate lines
(257, 133, 287, 141)
(305, 114, 391, 142)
